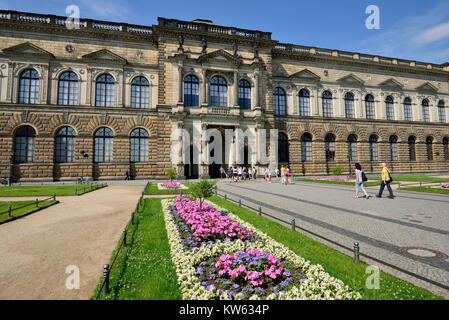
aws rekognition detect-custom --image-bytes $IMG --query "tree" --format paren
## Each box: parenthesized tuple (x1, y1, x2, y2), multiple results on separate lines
(187, 179, 217, 215)
(167, 168, 177, 182)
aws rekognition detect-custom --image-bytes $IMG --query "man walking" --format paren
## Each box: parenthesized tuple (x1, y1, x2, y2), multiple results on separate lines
(377, 163, 394, 199)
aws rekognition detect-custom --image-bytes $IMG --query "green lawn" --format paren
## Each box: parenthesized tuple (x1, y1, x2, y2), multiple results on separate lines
(143, 183, 189, 195)
(375, 175, 446, 183)
(93, 198, 181, 300)
(0, 200, 58, 224)
(400, 186, 449, 195)
(0, 184, 106, 197)
(209, 196, 443, 300)
(295, 178, 382, 187)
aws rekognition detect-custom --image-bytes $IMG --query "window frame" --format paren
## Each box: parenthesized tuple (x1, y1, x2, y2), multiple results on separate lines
(58, 71, 79, 106)
(301, 133, 313, 162)
(131, 76, 150, 109)
(238, 79, 251, 110)
(94, 127, 114, 163)
(184, 75, 199, 107)
(298, 89, 310, 117)
(322, 91, 333, 118)
(344, 92, 355, 119)
(14, 126, 36, 164)
(369, 135, 378, 161)
(325, 133, 336, 161)
(95, 74, 115, 107)
(422, 99, 430, 122)
(365, 94, 375, 120)
(55, 126, 76, 163)
(385, 96, 395, 121)
(210, 76, 228, 107)
(18, 69, 40, 105)
(130, 128, 149, 163)
(273, 87, 287, 116)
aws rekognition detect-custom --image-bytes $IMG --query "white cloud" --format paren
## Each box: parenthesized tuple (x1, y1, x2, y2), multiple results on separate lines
(358, 2, 449, 63)
(413, 20, 449, 44)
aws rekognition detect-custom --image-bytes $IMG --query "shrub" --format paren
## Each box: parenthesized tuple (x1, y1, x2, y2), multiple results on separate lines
(167, 168, 177, 181)
(332, 167, 343, 176)
(187, 180, 217, 215)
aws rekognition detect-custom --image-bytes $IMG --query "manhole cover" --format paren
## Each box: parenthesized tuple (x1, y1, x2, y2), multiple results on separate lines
(407, 249, 436, 257)
(397, 247, 449, 262)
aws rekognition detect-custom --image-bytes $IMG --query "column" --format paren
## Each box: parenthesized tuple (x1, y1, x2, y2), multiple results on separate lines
(315, 87, 320, 116)
(233, 71, 238, 107)
(201, 69, 207, 105)
(358, 91, 364, 118)
(178, 64, 183, 104)
(253, 69, 259, 109)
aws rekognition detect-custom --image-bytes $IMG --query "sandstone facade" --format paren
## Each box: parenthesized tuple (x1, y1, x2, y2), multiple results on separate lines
(0, 12, 448, 181)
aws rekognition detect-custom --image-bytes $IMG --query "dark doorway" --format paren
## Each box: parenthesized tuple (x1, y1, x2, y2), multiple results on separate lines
(185, 145, 199, 179)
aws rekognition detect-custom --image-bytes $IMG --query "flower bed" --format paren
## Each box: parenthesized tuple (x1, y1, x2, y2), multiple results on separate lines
(313, 177, 353, 182)
(163, 197, 361, 300)
(170, 198, 260, 251)
(442, 184, 449, 189)
(157, 182, 189, 191)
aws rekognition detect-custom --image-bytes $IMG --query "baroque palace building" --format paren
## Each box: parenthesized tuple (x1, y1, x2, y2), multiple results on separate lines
(0, 10, 448, 181)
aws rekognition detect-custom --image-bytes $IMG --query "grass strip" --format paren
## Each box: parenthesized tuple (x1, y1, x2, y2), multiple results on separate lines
(0, 200, 58, 224)
(92, 198, 181, 300)
(0, 184, 106, 197)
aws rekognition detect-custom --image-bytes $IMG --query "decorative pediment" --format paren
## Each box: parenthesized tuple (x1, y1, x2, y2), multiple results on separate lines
(2, 42, 55, 59)
(197, 49, 242, 66)
(336, 74, 364, 86)
(416, 82, 438, 93)
(289, 69, 320, 82)
(82, 49, 128, 65)
(378, 78, 403, 90)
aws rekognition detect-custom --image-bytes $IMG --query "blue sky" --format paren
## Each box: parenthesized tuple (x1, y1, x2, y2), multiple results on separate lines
(2, 0, 449, 64)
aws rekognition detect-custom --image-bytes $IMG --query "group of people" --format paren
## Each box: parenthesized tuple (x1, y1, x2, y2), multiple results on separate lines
(354, 162, 395, 200)
(220, 166, 258, 182)
(263, 166, 292, 185)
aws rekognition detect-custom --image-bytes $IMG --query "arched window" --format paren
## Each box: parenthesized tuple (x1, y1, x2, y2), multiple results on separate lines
(325, 133, 335, 161)
(347, 134, 357, 161)
(94, 128, 114, 163)
(344, 92, 355, 119)
(389, 136, 398, 161)
(238, 79, 251, 109)
(443, 137, 449, 160)
(438, 100, 446, 123)
(422, 99, 430, 122)
(403, 98, 412, 121)
(18, 69, 39, 104)
(386, 96, 394, 120)
(408, 136, 416, 161)
(426, 136, 433, 161)
(184, 75, 199, 107)
(365, 94, 375, 120)
(298, 89, 310, 116)
(58, 71, 79, 106)
(131, 76, 149, 109)
(273, 87, 286, 116)
(301, 133, 312, 162)
(14, 126, 36, 164)
(95, 74, 115, 107)
(369, 135, 378, 161)
(322, 91, 333, 117)
(278, 133, 289, 163)
(210, 76, 227, 107)
(130, 128, 149, 163)
(55, 127, 76, 163)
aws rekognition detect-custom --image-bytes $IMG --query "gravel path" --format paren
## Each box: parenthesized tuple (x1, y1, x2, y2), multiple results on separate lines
(0, 186, 143, 300)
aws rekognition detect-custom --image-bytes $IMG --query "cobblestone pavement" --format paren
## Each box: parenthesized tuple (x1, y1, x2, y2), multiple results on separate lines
(217, 179, 449, 298)
(0, 185, 143, 300)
